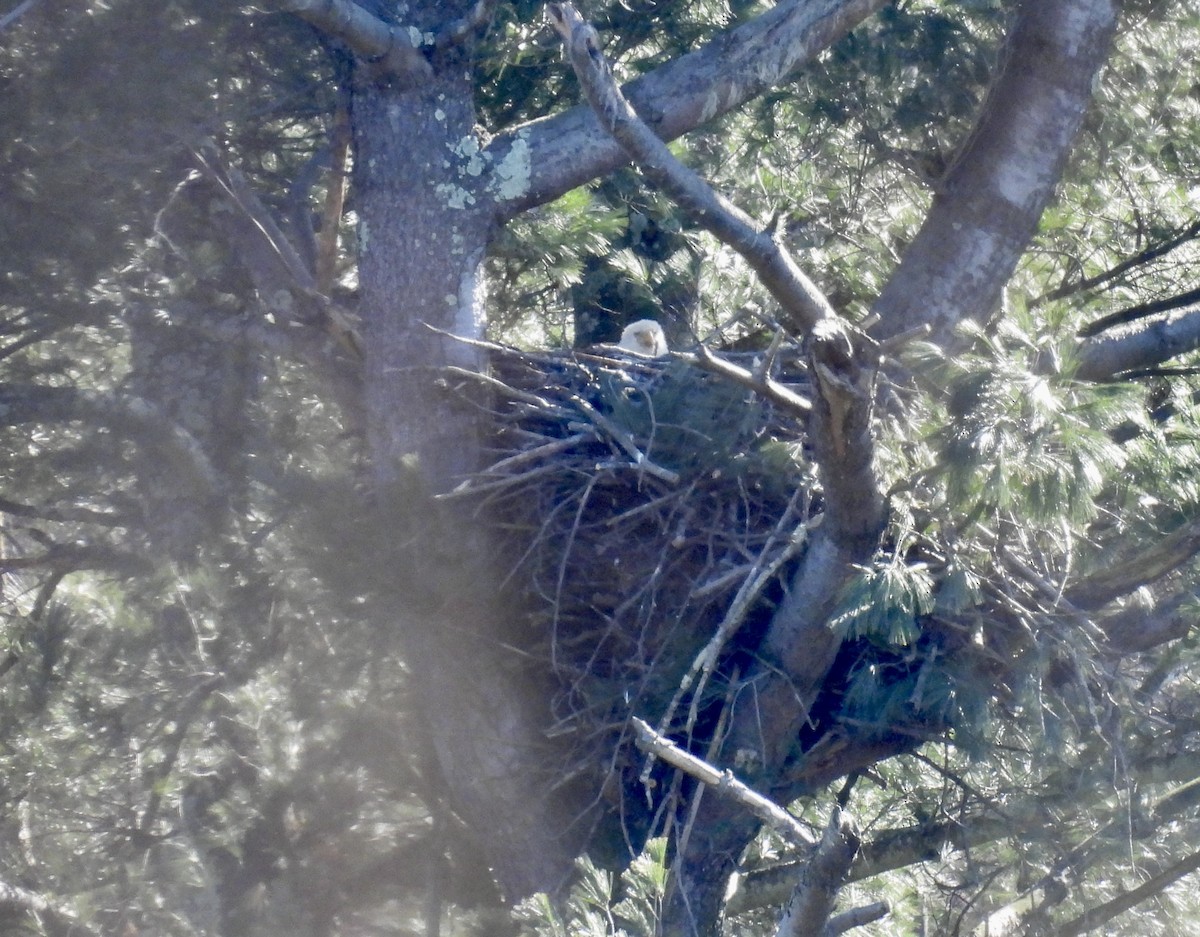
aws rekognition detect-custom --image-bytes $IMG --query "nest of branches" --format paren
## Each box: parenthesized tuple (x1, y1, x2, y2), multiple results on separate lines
(443, 338, 819, 747)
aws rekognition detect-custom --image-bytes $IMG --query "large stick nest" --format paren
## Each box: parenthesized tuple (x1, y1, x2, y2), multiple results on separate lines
(444, 340, 818, 742)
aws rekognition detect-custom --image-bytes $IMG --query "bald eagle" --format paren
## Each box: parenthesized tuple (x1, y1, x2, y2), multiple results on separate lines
(617, 319, 668, 357)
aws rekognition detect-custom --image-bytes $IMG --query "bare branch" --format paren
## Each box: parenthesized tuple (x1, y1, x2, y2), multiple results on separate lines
(0, 0, 39, 33)
(1082, 286, 1200, 337)
(1056, 848, 1200, 937)
(274, 0, 431, 83)
(0, 495, 118, 526)
(823, 901, 889, 936)
(1039, 222, 1200, 311)
(546, 2, 836, 334)
(489, 0, 889, 219)
(629, 717, 816, 846)
(687, 344, 812, 415)
(1075, 306, 1200, 381)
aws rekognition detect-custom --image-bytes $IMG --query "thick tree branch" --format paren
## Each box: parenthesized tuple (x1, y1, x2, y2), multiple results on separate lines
(870, 0, 1119, 346)
(547, 2, 836, 334)
(1075, 306, 1200, 381)
(1056, 847, 1200, 937)
(275, 0, 431, 84)
(824, 902, 889, 935)
(661, 267, 885, 937)
(488, 0, 890, 220)
(758, 320, 885, 689)
(1067, 516, 1200, 609)
(1099, 591, 1194, 654)
(774, 808, 862, 937)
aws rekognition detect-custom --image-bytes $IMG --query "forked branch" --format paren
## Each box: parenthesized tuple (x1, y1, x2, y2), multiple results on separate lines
(546, 1, 837, 335)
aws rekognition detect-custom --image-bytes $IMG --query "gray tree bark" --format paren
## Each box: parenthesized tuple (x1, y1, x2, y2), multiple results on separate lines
(345, 2, 588, 899)
(870, 0, 1120, 348)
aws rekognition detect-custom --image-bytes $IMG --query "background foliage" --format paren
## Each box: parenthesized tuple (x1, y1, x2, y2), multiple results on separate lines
(4, 1, 1200, 935)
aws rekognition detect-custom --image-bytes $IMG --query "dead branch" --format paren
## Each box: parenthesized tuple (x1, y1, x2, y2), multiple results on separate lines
(630, 717, 816, 847)
(546, 1, 837, 335)
(688, 344, 812, 415)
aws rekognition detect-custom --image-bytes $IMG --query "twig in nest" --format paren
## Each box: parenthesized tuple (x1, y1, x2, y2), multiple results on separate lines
(475, 432, 592, 476)
(687, 344, 812, 416)
(656, 488, 812, 742)
(630, 717, 815, 846)
(441, 365, 563, 412)
(567, 393, 681, 484)
(438, 461, 566, 501)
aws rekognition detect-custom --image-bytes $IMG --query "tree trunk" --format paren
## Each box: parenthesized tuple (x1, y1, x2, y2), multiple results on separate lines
(347, 8, 586, 899)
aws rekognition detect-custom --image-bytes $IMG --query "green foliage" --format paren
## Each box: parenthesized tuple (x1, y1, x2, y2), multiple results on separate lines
(830, 556, 935, 647)
(910, 320, 1132, 527)
(7, 1, 1200, 936)
(514, 839, 667, 937)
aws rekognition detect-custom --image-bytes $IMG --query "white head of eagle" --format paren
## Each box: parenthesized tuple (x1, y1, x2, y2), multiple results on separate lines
(617, 319, 668, 357)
